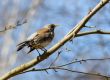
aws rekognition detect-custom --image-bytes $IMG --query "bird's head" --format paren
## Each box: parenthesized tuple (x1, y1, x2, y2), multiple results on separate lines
(44, 24, 59, 31)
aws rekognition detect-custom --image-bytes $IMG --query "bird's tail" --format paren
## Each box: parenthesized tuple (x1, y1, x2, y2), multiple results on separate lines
(17, 41, 30, 51)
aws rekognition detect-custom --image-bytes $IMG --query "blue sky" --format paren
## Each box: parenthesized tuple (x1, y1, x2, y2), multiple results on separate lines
(0, 0, 110, 80)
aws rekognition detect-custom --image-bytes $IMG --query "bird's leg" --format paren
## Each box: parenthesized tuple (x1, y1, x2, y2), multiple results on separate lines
(36, 49, 41, 56)
(41, 48, 47, 52)
(27, 48, 34, 54)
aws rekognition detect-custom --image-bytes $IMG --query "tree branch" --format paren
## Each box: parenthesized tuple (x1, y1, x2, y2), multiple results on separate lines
(21, 67, 110, 79)
(54, 58, 110, 68)
(20, 57, 110, 79)
(67, 0, 109, 36)
(0, 0, 109, 80)
(76, 29, 110, 37)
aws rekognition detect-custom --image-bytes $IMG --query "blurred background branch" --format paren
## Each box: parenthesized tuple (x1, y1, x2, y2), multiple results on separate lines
(0, 19, 27, 33)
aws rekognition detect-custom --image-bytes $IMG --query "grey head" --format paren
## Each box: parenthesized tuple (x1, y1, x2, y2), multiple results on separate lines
(44, 24, 59, 32)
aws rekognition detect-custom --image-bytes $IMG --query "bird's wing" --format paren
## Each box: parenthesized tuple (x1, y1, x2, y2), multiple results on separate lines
(27, 28, 48, 41)
(27, 28, 53, 45)
(27, 32, 38, 41)
(32, 32, 51, 44)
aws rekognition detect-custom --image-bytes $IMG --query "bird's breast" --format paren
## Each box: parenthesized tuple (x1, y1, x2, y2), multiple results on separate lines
(31, 32, 54, 49)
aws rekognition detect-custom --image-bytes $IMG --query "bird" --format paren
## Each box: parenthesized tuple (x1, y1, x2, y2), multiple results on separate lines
(17, 24, 58, 55)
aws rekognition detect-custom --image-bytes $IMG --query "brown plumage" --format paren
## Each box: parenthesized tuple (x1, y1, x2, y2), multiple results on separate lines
(17, 24, 58, 54)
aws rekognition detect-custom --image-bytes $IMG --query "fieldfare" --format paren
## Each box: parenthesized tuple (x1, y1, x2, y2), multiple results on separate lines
(17, 24, 58, 54)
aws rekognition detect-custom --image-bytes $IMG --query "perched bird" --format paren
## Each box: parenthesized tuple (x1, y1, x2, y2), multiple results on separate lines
(17, 24, 58, 55)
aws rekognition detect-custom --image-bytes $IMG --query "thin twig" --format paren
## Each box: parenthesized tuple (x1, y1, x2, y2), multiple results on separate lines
(84, 25, 96, 28)
(76, 29, 110, 37)
(49, 51, 62, 67)
(21, 67, 110, 79)
(56, 58, 110, 68)
(19, 57, 110, 79)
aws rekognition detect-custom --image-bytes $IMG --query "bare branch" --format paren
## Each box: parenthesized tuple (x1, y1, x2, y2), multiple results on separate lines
(70, 29, 110, 42)
(66, 0, 109, 36)
(76, 29, 110, 37)
(56, 58, 110, 68)
(20, 57, 110, 79)
(84, 25, 96, 28)
(21, 67, 110, 79)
